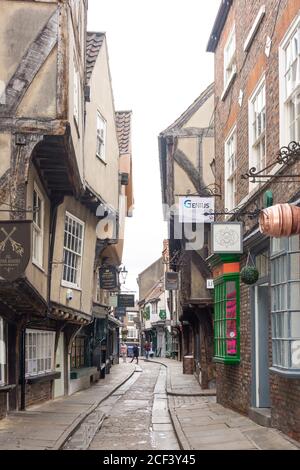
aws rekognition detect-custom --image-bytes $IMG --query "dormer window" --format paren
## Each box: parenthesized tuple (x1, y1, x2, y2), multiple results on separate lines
(96, 111, 107, 162)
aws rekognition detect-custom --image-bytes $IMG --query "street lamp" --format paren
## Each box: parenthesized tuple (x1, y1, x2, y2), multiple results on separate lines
(119, 265, 128, 285)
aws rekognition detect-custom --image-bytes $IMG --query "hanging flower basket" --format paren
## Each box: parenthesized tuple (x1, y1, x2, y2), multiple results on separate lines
(240, 265, 259, 285)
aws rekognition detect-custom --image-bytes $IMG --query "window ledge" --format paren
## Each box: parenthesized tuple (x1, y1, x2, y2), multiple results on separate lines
(96, 154, 107, 166)
(213, 357, 240, 365)
(0, 384, 16, 393)
(243, 5, 266, 52)
(61, 281, 82, 291)
(269, 367, 300, 379)
(32, 260, 45, 273)
(221, 71, 237, 101)
(25, 371, 61, 385)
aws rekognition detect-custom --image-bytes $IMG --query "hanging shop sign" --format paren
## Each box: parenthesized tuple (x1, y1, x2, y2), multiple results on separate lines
(212, 222, 243, 254)
(159, 309, 167, 320)
(206, 279, 214, 289)
(117, 294, 135, 308)
(99, 265, 118, 290)
(0, 221, 31, 281)
(179, 196, 214, 223)
(115, 307, 126, 317)
(165, 271, 179, 290)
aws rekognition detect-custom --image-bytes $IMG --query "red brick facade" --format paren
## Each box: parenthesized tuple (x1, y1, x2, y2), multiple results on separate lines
(211, 0, 300, 441)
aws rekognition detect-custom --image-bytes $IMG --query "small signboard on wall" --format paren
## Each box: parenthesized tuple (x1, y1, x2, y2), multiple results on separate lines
(206, 279, 214, 289)
(179, 196, 214, 223)
(99, 266, 118, 290)
(0, 221, 31, 281)
(212, 222, 243, 254)
(165, 272, 179, 290)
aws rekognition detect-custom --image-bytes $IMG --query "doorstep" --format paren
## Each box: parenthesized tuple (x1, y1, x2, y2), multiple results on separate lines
(249, 407, 271, 428)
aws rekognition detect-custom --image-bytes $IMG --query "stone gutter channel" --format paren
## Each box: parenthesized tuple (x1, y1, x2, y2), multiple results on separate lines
(54, 367, 137, 450)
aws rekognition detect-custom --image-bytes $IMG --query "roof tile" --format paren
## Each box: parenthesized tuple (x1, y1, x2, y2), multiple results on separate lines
(86, 32, 105, 83)
(115, 111, 132, 154)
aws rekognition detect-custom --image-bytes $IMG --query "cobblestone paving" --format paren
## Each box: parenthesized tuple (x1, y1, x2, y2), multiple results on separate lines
(89, 362, 179, 450)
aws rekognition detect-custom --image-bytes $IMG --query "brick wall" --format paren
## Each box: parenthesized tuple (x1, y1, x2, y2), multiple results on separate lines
(0, 394, 7, 419)
(213, 0, 300, 441)
(19, 380, 53, 408)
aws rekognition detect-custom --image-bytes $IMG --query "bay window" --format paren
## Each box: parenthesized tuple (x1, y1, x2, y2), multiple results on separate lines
(213, 273, 240, 364)
(271, 235, 300, 373)
(25, 329, 55, 377)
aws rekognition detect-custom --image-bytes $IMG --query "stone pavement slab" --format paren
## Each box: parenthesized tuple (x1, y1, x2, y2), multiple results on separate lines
(168, 394, 299, 450)
(0, 363, 136, 450)
(147, 358, 299, 450)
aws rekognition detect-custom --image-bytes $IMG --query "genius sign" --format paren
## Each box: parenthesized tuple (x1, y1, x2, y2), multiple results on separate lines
(179, 196, 214, 223)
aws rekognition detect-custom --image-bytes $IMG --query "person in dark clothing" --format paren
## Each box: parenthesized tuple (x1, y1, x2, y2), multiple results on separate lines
(130, 345, 139, 364)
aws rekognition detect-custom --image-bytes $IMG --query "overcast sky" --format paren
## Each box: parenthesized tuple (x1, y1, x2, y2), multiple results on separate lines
(87, 0, 220, 293)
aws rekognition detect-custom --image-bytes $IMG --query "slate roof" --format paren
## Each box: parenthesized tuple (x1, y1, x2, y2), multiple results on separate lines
(115, 111, 132, 154)
(86, 32, 105, 83)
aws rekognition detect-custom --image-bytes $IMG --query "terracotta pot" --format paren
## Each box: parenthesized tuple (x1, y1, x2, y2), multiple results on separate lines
(280, 204, 293, 237)
(259, 203, 296, 237)
(290, 205, 300, 235)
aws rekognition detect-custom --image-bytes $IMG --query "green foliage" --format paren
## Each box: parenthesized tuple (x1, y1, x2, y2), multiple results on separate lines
(143, 306, 150, 320)
(240, 265, 259, 285)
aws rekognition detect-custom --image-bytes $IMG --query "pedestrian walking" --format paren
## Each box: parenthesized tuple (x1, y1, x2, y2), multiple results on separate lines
(144, 341, 151, 360)
(130, 344, 139, 364)
(120, 342, 127, 363)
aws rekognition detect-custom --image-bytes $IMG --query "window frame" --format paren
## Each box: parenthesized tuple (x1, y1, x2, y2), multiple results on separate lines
(270, 235, 300, 375)
(73, 55, 80, 129)
(0, 318, 7, 386)
(279, 15, 300, 147)
(213, 272, 240, 364)
(127, 326, 138, 340)
(71, 336, 85, 369)
(25, 329, 55, 378)
(127, 313, 136, 323)
(224, 26, 236, 88)
(224, 126, 237, 211)
(62, 211, 85, 290)
(32, 183, 44, 268)
(96, 111, 107, 162)
(248, 76, 266, 190)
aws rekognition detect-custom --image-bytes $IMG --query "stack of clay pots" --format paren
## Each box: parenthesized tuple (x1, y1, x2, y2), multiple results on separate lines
(259, 203, 300, 237)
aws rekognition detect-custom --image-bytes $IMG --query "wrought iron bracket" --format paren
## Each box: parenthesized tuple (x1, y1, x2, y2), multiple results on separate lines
(204, 200, 261, 222)
(241, 141, 300, 183)
(175, 182, 222, 198)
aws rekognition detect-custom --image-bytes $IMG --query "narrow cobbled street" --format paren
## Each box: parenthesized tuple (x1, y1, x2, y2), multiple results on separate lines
(0, 359, 297, 451)
(88, 362, 179, 451)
